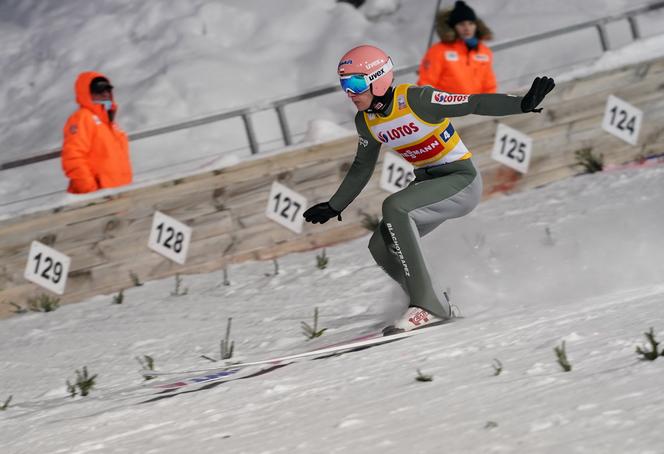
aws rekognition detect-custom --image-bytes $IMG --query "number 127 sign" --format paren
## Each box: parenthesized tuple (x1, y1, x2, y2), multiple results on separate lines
(266, 181, 307, 234)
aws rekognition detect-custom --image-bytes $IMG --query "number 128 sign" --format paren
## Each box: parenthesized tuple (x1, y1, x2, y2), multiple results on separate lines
(266, 181, 307, 234)
(148, 211, 192, 264)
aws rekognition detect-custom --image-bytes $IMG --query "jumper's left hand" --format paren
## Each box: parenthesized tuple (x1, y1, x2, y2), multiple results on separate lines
(521, 76, 555, 113)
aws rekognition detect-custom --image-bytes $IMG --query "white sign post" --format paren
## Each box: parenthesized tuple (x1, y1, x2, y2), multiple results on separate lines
(148, 211, 192, 265)
(491, 123, 533, 174)
(266, 181, 307, 234)
(380, 152, 415, 193)
(602, 95, 642, 145)
(24, 241, 71, 295)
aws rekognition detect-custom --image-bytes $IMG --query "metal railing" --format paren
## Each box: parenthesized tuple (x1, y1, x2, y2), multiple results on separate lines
(2, 0, 664, 172)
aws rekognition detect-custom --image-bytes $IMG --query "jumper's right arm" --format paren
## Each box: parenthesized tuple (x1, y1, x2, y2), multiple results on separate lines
(328, 115, 382, 213)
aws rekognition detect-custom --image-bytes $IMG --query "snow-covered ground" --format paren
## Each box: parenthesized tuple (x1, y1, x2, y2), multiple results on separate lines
(2, 2, 664, 451)
(2, 164, 664, 454)
(2, 0, 664, 218)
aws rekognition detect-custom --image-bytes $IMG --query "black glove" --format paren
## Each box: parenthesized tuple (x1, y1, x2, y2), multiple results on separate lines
(303, 202, 342, 224)
(521, 76, 555, 113)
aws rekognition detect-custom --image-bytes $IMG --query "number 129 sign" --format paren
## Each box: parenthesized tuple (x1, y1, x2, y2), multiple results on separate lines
(24, 241, 71, 295)
(491, 123, 533, 174)
(148, 211, 192, 265)
(266, 181, 307, 234)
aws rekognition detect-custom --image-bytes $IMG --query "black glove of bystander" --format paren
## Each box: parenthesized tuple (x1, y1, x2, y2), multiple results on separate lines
(303, 202, 342, 224)
(521, 76, 555, 113)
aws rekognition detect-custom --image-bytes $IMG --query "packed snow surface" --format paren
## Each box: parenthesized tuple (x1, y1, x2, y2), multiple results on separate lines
(1, 165, 663, 454)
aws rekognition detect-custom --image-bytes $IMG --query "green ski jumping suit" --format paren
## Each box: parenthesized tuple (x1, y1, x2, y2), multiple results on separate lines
(328, 83, 526, 318)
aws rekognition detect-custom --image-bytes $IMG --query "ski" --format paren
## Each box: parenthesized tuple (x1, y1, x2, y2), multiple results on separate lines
(143, 322, 454, 391)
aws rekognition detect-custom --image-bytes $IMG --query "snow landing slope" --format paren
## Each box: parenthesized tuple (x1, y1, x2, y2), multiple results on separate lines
(1, 165, 664, 453)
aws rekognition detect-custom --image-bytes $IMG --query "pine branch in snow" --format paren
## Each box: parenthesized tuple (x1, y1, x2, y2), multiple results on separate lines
(111, 289, 124, 305)
(301, 307, 327, 339)
(67, 366, 97, 397)
(0, 395, 12, 410)
(27, 294, 60, 312)
(221, 317, 235, 360)
(492, 359, 503, 376)
(635, 327, 661, 361)
(415, 369, 433, 382)
(554, 341, 572, 372)
(171, 273, 188, 296)
(574, 147, 603, 173)
(136, 355, 156, 380)
(265, 259, 279, 277)
(201, 318, 235, 362)
(129, 271, 143, 287)
(316, 249, 329, 270)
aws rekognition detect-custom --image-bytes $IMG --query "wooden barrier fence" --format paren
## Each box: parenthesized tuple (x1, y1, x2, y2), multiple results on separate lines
(1, 56, 663, 318)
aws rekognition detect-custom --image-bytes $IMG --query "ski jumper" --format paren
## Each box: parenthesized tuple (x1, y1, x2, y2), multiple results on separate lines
(328, 83, 524, 318)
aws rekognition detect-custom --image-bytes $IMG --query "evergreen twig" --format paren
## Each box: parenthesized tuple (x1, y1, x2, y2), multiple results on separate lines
(554, 341, 572, 372)
(171, 273, 188, 296)
(112, 290, 124, 305)
(221, 317, 235, 360)
(265, 259, 279, 277)
(136, 355, 155, 380)
(574, 147, 603, 173)
(316, 249, 329, 270)
(0, 395, 12, 410)
(67, 366, 97, 397)
(301, 307, 327, 339)
(415, 369, 433, 382)
(492, 359, 503, 376)
(129, 271, 143, 287)
(635, 327, 661, 361)
(27, 294, 60, 312)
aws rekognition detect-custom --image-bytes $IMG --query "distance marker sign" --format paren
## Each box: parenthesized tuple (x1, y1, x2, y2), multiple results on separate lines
(491, 123, 533, 174)
(148, 211, 192, 265)
(266, 181, 307, 234)
(24, 241, 71, 295)
(380, 151, 415, 193)
(602, 95, 642, 146)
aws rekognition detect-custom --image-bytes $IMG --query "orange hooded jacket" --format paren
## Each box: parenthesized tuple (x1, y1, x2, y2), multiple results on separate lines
(417, 39, 497, 94)
(61, 71, 132, 194)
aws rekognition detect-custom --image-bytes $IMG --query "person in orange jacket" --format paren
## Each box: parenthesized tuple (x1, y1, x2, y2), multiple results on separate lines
(417, 1, 497, 94)
(61, 71, 132, 194)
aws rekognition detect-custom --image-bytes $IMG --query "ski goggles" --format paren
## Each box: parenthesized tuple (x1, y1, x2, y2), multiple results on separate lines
(339, 58, 393, 94)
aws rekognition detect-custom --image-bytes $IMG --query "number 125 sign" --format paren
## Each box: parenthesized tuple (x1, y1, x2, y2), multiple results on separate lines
(491, 123, 533, 174)
(266, 181, 307, 234)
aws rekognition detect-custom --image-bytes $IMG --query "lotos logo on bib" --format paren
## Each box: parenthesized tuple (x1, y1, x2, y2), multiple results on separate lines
(377, 122, 421, 143)
(431, 91, 470, 105)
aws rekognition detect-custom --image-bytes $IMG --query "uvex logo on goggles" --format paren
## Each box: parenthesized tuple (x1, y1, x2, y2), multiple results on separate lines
(339, 58, 393, 94)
